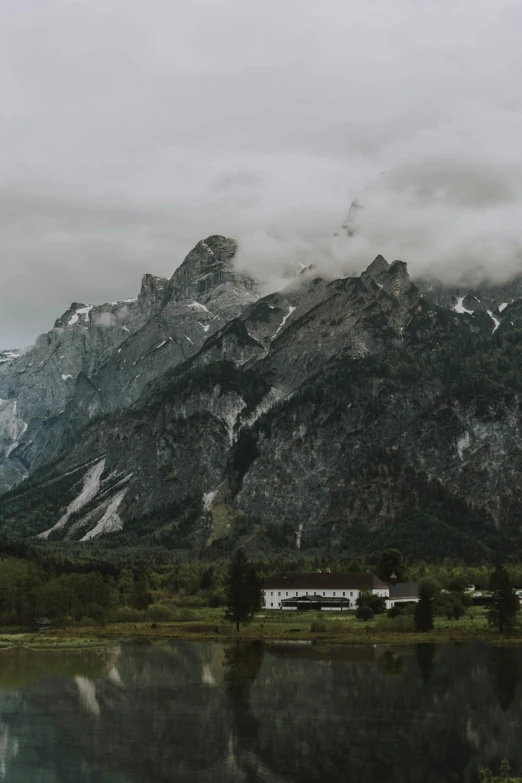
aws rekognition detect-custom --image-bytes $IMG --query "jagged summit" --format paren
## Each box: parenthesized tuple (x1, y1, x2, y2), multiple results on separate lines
(4, 232, 522, 556)
(169, 235, 243, 301)
(361, 255, 420, 308)
(362, 255, 390, 277)
(54, 303, 92, 329)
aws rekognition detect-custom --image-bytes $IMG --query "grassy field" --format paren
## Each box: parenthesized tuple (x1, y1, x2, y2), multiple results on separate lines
(1, 605, 522, 649)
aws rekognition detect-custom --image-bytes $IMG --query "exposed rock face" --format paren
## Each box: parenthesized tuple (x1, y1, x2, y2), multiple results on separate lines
(415, 277, 522, 325)
(3, 243, 522, 560)
(0, 236, 257, 492)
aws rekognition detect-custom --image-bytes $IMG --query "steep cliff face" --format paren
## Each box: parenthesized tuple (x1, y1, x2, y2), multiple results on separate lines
(3, 242, 522, 560)
(0, 236, 257, 492)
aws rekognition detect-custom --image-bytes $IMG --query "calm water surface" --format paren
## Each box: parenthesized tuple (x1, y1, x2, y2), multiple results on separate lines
(0, 640, 520, 782)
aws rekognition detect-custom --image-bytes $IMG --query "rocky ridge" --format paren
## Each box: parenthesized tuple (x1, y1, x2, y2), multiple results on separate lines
(0, 236, 258, 493)
(2, 236, 522, 557)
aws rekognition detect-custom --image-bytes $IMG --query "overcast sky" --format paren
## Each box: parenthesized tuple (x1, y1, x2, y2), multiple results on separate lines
(2, 0, 522, 346)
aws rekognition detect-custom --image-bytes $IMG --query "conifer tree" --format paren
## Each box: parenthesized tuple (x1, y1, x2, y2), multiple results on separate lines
(488, 564, 520, 634)
(414, 584, 434, 632)
(224, 550, 263, 632)
(379, 549, 406, 582)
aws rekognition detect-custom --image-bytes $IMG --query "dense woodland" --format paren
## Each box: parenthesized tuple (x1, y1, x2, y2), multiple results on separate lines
(0, 533, 518, 628)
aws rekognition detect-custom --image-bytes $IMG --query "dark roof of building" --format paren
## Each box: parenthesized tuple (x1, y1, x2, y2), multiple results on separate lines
(264, 572, 389, 591)
(388, 582, 419, 600)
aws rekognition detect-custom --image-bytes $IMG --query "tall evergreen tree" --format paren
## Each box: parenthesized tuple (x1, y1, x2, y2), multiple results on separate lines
(246, 565, 263, 619)
(487, 564, 520, 634)
(379, 549, 407, 582)
(414, 584, 434, 632)
(224, 550, 263, 632)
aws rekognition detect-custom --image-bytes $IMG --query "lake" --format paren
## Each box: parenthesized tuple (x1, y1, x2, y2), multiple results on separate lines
(0, 640, 520, 782)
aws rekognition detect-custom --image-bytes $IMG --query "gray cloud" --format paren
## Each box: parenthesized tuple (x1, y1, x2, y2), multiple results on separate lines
(1, 0, 522, 345)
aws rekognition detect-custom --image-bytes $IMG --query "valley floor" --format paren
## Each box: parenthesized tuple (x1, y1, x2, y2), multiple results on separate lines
(1, 606, 521, 649)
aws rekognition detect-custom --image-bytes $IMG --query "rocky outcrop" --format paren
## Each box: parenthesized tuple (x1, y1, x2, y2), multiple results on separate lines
(3, 248, 522, 559)
(0, 236, 257, 492)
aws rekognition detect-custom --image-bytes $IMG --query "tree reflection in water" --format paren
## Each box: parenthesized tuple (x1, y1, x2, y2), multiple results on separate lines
(1, 640, 522, 783)
(416, 643, 436, 684)
(488, 646, 521, 712)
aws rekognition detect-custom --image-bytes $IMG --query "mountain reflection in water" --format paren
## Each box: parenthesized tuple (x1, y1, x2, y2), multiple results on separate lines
(0, 640, 520, 782)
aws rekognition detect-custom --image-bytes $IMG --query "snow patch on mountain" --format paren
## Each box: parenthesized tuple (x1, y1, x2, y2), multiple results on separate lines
(80, 488, 126, 541)
(188, 301, 211, 313)
(453, 297, 474, 315)
(68, 305, 93, 326)
(203, 486, 221, 511)
(273, 306, 296, 339)
(39, 458, 106, 539)
(457, 431, 470, 460)
(487, 310, 501, 333)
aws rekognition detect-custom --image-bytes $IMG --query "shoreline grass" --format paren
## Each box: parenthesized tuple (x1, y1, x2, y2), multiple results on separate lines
(1, 606, 522, 649)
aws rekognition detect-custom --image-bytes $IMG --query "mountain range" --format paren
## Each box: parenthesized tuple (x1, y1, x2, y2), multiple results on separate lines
(1, 234, 522, 559)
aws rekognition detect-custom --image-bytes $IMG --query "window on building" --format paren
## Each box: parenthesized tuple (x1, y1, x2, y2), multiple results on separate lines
(271, 603, 273, 607)
(286, 592, 288, 596)
(271, 592, 273, 596)
(323, 592, 325, 596)
(306, 592, 308, 596)
(342, 592, 345, 596)
(296, 591, 298, 596)
(350, 592, 353, 597)
(333, 592, 336, 596)
(278, 591, 281, 596)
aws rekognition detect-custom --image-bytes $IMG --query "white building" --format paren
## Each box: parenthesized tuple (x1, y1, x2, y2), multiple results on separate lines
(263, 572, 390, 611)
(385, 582, 419, 610)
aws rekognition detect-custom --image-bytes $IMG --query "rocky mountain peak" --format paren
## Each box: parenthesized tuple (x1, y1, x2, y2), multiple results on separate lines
(140, 273, 168, 296)
(7, 235, 522, 559)
(138, 273, 168, 314)
(168, 235, 243, 301)
(362, 256, 420, 308)
(54, 303, 93, 329)
(363, 255, 390, 278)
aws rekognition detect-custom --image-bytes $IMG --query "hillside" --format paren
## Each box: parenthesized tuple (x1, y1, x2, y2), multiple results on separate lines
(1, 240, 522, 560)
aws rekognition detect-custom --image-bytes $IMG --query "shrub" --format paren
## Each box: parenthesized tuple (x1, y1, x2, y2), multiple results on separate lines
(356, 592, 386, 615)
(0, 611, 20, 626)
(310, 619, 328, 633)
(55, 615, 74, 628)
(112, 607, 144, 623)
(180, 595, 207, 608)
(434, 592, 467, 621)
(208, 588, 226, 607)
(377, 615, 414, 632)
(387, 602, 416, 618)
(177, 608, 197, 622)
(417, 577, 441, 600)
(145, 605, 174, 623)
(85, 603, 108, 626)
(356, 605, 374, 622)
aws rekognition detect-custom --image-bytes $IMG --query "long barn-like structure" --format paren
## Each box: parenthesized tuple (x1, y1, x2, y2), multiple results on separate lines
(263, 572, 390, 611)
